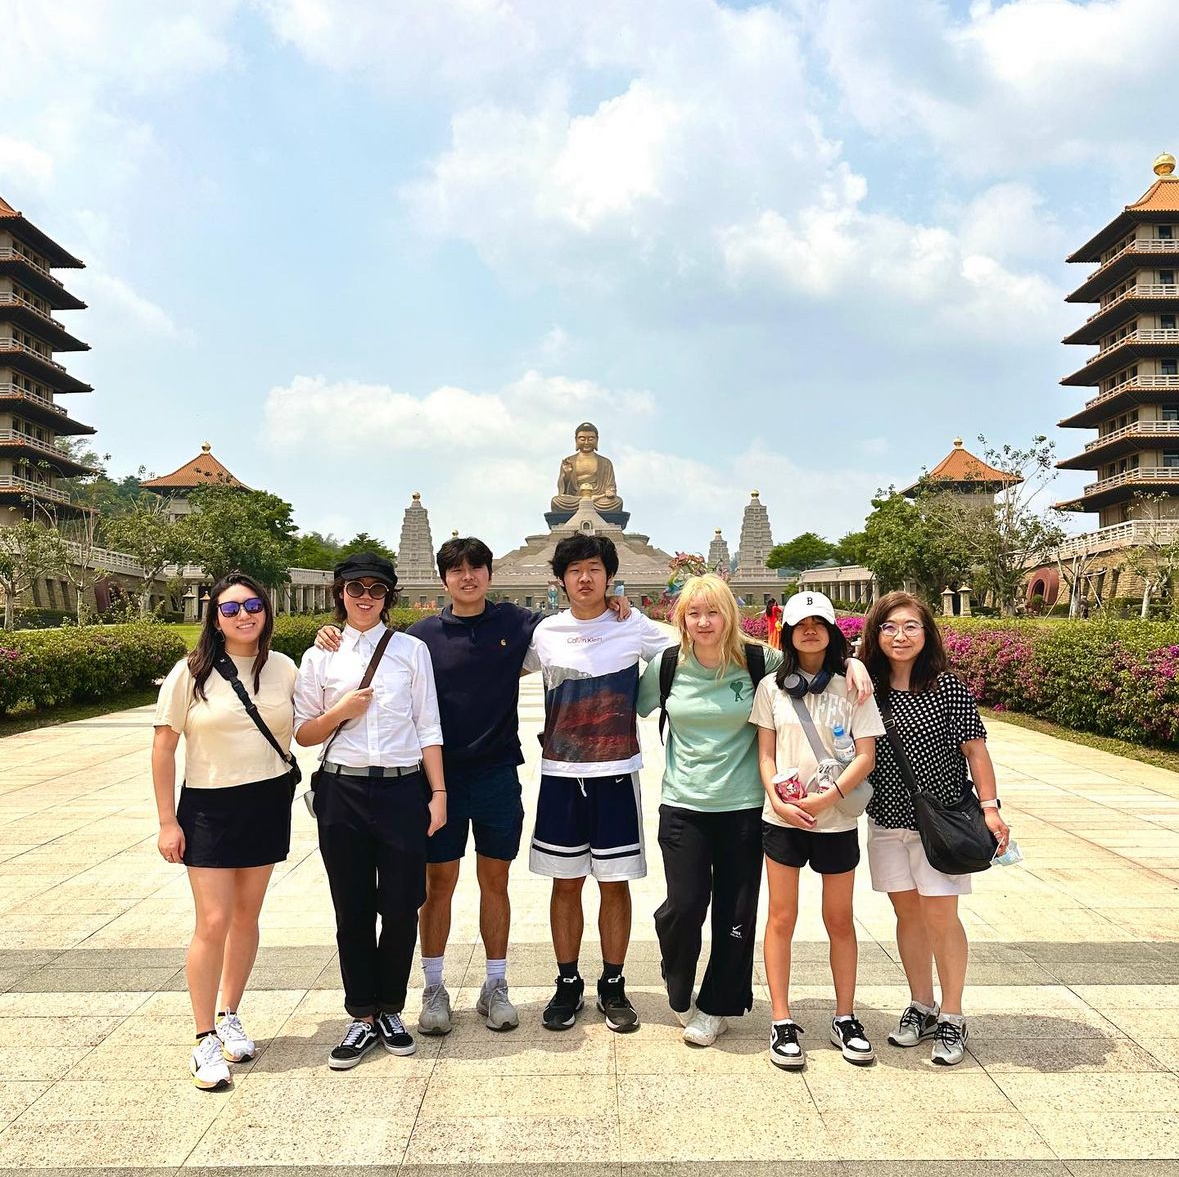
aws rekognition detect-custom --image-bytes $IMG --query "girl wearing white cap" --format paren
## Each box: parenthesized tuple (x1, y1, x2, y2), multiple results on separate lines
(749, 590, 884, 1071)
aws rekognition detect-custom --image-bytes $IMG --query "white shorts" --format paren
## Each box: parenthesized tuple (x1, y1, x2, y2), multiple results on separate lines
(866, 819, 972, 897)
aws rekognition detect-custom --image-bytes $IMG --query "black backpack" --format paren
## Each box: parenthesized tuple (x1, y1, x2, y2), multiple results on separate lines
(657, 643, 768, 744)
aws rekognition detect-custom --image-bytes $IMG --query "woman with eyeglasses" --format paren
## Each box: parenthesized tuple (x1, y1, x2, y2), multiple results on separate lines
(294, 552, 445, 1071)
(859, 592, 1010, 1066)
(153, 572, 298, 1091)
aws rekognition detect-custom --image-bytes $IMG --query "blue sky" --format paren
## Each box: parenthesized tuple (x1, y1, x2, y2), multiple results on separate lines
(4, 0, 1176, 556)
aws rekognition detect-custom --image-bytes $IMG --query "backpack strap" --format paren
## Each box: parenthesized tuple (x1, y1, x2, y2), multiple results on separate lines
(746, 642, 767, 690)
(657, 645, 678, 745)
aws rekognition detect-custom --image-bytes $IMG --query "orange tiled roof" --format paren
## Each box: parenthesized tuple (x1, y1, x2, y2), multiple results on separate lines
(902, 439, 1021, 496)
(142, 444, 250, 491)
(0, 196, 18, 217)
(1126, 175, 1179, 214)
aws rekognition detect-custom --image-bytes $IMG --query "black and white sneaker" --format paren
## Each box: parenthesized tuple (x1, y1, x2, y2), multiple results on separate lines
(931, 1016, 968, 1066)
(830, 1015, 875, 1065)
(375, 1011, 417, 1057)
(329, 1019, 379, 1070)
(542, 975, 585, 1030)
(596, 974, 639, 1033)
(768, 1020, 806, 1070)
(888, 1001, 939, 1048)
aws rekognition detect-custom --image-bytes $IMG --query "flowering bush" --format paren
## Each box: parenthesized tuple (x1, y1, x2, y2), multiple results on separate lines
(836, 616, 864, 642)
(741, 614, 769, 640)
(0, 623, 185, 715)
(939, 618, 1179, 749)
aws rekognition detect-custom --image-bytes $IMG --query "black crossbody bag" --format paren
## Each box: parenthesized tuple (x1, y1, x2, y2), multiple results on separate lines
(878, 694, 996, 875)
(214, 655, 302, 793)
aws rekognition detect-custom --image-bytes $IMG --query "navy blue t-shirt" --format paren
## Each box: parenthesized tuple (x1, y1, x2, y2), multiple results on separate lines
(407, 602, 542, 776)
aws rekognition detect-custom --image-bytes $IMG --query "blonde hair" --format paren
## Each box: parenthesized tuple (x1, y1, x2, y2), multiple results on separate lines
(670, 574, 763, 676)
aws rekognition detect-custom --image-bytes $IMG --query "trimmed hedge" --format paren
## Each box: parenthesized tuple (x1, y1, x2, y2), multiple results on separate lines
(271, 609, 420, 661)
(0, 622, 186, 714)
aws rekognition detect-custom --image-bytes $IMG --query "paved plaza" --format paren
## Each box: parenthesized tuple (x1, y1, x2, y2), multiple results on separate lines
(0, 675, 1177, 1176)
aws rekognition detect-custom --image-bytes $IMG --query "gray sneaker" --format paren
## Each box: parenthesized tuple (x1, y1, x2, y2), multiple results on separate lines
(888, 1001, 940, 1048)
(418, 983, 453, 1036)
(477, 978, 519, 1031)
(931, 1016, 968, 1066)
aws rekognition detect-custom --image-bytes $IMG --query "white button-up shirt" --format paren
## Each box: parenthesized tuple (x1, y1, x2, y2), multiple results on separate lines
(294, 625, 443, 768)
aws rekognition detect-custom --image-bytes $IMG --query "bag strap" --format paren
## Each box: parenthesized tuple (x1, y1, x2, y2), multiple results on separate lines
(788, 693, 831, 768)
(657, 645, 678, 744)
(877, 693, 922, 800)
(214, 656, 297, 769)
(319, 627, 396, 762)
(746, 642, 767, 690)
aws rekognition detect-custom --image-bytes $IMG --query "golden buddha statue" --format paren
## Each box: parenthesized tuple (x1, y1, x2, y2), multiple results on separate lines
(551, 422, 624, 514)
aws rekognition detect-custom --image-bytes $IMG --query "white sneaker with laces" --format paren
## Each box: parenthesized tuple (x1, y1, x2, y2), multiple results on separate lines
(683, 1010, 728, 1047)
(215, 1010, 256, 1062)
(190, 1034, 231, 1090)
(477, 978, 519, 1031)
(888, 1001, 939, 1048)
(418, 983, 453, 1035)
(931, 1015, 968, 1066)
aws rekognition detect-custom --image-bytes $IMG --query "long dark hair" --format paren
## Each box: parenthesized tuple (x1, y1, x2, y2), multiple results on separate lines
(860, 591, 948, 694)
(775, 617, 849, 689)
(188, 572, 275, 700)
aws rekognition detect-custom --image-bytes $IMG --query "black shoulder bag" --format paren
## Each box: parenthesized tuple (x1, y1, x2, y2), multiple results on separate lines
(214, 655, 302, 793)
(878, 694, 996, 875)
(657, 641, 767, 743)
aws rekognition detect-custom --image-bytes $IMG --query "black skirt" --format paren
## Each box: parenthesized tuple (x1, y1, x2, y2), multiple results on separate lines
(178, 772, 294, 868)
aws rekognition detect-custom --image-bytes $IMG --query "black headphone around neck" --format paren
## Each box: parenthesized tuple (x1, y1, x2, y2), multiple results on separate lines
(780, 668, 833, 699)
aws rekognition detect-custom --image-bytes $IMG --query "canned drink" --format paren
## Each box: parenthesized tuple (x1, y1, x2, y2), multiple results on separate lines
(773, 769, 806, 804)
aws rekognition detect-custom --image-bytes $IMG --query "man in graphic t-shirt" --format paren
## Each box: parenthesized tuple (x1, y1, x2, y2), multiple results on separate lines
(524, 534, 672, 1032)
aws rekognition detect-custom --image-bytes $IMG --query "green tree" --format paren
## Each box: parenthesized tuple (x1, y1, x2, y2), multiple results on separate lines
(0, 521, 67, 630)
(179, 485, 297, 587)
(766, 531, 836, 572)
(859, 489, 970, 602)
(833, 530, 868, 566)
(1121, 493, 1179, 619)
(338, 531, 397, 564)
(103, 493, 193, 616)
(290, 531, 342, 570)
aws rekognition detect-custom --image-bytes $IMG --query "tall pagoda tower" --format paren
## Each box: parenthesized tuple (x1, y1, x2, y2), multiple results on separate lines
(734, 490, 775, 578)
(1056, 153, 1179, 532)
(0, 196, 94, 526)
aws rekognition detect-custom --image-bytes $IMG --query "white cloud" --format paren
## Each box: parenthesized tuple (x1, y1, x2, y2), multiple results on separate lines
(76, 271, 186, 341)
(0, 137, 54, 192)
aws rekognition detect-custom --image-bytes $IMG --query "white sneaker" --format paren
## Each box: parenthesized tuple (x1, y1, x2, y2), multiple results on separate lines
(673, 1003, 696, 1028)
(215, 1010, 256, 1062)
(477, 978, 519, 1031)
(190, 1034, 231, 1090)
(931, 1016, 968, 1066)
(683, 1010, 728, 1047)
(418, 983, 453, 1036)
(888, 1000, 939, 1048)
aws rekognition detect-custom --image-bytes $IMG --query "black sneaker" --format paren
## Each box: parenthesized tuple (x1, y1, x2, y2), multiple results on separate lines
(542, 975, 585, 1030)
(375, 1011, 417, 1057)
(596, 974, 639, 1033)
(768, 1020, 805, 1070)
(830, 1015, 875, 1065)
(328, 1019, 379, 1070)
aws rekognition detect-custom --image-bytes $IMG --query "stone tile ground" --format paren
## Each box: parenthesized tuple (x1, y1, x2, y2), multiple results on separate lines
(0, 677, 1177, 1175)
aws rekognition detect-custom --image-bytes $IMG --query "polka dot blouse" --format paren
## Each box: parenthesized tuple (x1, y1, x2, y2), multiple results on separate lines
(868, 672, 987, 831)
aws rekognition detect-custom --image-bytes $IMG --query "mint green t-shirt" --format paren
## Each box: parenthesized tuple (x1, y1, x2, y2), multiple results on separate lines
(636, 646, 784, 812)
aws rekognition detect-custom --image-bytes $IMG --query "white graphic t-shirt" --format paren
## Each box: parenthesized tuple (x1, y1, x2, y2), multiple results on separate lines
(524, 609, 673, 777)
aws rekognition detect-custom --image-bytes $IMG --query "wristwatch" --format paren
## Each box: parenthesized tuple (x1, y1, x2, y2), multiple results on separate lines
(980, 798, 1001, 810)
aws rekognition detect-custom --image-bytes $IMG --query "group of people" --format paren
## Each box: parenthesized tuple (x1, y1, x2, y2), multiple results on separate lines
(152, 532, 1010, 1091)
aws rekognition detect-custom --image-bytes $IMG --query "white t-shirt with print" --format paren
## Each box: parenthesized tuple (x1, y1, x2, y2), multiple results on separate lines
(749, 672, 885, 834)
(524, 609, 672, 777)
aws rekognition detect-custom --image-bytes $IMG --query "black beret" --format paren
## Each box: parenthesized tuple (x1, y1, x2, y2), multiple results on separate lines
(334, 552, 398, 587)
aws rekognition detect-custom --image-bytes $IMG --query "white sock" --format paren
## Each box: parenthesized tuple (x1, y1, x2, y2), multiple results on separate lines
(486, 957, 507, 984)
(913, 998, 938, 1015)
(422, 955, 444, 989)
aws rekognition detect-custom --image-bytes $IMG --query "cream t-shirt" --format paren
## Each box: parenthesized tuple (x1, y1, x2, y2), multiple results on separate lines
(154, 653, 298, 789)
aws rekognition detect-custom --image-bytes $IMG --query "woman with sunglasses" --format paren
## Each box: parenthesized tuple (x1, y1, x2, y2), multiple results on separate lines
(153, 572, 298, 1091)
(294, 553, 445, 1071)
(859, 592, 1009, 1066)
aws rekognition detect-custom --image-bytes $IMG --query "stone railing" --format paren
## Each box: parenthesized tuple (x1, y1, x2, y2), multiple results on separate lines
(1081, 374, 1179, 411)
(1085, 420, 1179, 450)
(0, 339, 66, 372)
(1051, 520, 1179, 560)
(0, 474, 70, 504)
(0, 381, 66, 415)
(1086, 283, 1179, 322)
(1082, 467, 1179, 495)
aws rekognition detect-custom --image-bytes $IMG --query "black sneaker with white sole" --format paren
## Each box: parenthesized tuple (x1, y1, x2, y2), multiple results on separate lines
(329, 1019, 379, 1070)
(769, 1020, 806, 1069)
(375, 1011, 417, 1056)
(830, 1015, 875, 1064)
(542, 975, 585, 1030)
(596, 974, 639, 1033)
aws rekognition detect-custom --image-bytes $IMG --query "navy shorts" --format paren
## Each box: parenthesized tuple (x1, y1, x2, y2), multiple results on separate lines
(529, 772, 646, 882)
(762, 823, 860, 875)
(427, 763, 524, 864)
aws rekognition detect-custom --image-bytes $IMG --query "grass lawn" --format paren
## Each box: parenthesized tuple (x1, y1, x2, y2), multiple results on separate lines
(173, 623, 201, 650)
(981, 706, 1179, 775)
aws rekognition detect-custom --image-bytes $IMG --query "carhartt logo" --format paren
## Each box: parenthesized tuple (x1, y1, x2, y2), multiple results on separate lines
(730, 924, 743, 939)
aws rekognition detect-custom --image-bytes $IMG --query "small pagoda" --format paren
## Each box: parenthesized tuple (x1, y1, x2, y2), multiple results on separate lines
(142, 443, 249, 520)
(0, 195, 94, 524)
(901, 437, 1021, 505)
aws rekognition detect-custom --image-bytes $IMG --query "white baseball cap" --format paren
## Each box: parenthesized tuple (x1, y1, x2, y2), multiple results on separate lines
(782, 590, 836, 627)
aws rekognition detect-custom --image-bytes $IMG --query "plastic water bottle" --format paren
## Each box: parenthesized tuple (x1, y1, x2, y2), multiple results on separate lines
(831, 724, 856, 766)
(992, 839, 1024, 867)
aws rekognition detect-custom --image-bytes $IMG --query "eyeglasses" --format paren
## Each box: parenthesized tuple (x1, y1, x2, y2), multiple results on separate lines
(344, 580, 390, 600)
(880, 620, 924, 638)
(217, 597, 265, 618)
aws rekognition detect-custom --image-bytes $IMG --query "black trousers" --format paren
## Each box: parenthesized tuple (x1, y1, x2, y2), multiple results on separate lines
(654, 804, 763, 1018)
(316, 770, 429, 1018)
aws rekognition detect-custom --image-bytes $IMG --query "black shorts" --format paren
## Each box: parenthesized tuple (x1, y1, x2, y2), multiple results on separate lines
(762, 823, 860, 875)
(178, 773, 293, 868)
(427, 763, 524, 864)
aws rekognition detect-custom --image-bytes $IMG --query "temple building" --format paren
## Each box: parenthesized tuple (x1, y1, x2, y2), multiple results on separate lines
(142, 442, 248, 521)
(902, 437, 1021, 504)
(0, 196, 94, 526)
(1055, 153, 1179, 536)
(707, 528, 731, 573)
(396, 492, 438, 584)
